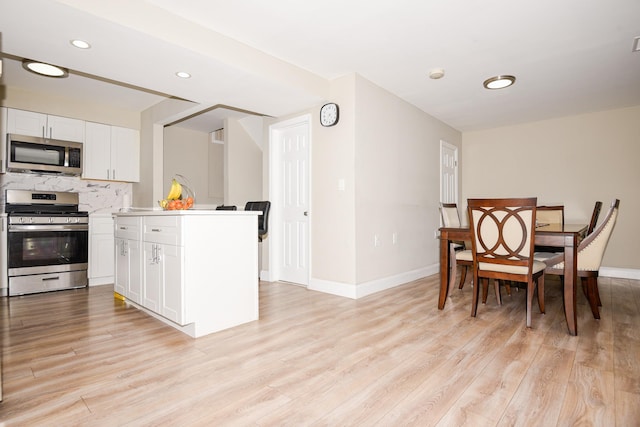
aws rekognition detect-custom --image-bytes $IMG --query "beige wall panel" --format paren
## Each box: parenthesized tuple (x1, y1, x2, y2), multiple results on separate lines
(462, 105, 640, 269)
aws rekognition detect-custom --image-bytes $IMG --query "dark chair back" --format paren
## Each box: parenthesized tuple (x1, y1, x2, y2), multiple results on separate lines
(216, 205, 237, 211)
(587, 201, 603, 235)
(245, 201, 271, 241)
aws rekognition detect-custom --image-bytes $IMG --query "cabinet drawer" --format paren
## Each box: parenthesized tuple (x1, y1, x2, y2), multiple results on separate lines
(115, 216, 142, 240)
(144, 216, 182, 246)
(90, 216, 115, 234)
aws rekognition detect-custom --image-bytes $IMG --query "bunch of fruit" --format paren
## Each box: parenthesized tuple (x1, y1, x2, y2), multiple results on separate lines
(159, 177, 194, 210)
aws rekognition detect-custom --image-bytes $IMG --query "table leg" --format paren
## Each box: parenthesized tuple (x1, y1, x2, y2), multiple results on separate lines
(563, 235, 578, 335)
(439, 235, 450, 309)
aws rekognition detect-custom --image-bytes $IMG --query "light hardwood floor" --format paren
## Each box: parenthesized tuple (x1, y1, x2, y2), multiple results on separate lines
(1, 274, 639, 426)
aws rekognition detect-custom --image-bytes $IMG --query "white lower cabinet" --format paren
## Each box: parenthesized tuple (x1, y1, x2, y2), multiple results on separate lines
(89, 215, 115, 286)
(144, 241, 184, 323)
(114, 216, 142, 303)
(143, 215, 185, 323)
(113, 211, 260, 338)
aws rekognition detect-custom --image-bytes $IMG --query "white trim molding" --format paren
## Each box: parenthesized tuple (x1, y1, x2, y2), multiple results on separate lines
(599, 267, 640, 281)
(309, 264, 440, 299)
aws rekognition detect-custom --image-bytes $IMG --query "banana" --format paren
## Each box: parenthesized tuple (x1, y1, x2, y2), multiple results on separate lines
(166, 179, 182, 200)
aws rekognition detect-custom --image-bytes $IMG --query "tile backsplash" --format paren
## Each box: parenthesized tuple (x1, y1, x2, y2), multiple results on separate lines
(0, 172, 132, 213)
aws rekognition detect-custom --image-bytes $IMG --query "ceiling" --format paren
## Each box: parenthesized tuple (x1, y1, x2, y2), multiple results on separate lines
(1, 0, 639, 133)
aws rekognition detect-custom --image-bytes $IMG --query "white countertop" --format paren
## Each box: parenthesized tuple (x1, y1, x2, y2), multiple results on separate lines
(113, 208, 261, 216)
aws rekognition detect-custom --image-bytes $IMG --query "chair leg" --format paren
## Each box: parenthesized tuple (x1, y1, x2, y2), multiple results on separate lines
(537, 275, 545, 314)
(526, 279, 534, 328)
(586, 276, 601, 319)
(448, 247, 458, 295)
(482, 280, 489, 304)
(594, 279, 602, 307)
(581, 277, 589, 300)
(471, 276, 482, 317)
(503, 280, 512, 296)
(458, 266, 467, 289)
(494, 280, 502, 305)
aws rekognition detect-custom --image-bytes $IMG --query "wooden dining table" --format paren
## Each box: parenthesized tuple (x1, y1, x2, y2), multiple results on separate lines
(438, 223, 588, 335)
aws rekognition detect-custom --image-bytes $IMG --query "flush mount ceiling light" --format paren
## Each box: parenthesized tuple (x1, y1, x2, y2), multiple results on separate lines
(483, 75, 516, 90)
(175, 71, 191, 79)
(22, 59, 68, 78)
(70, 39, 91, 49)
(428, 68, 445, 79)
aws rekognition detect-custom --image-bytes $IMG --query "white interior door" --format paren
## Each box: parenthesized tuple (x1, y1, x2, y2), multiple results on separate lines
(440, 140, 458, 204)
(269, 116, 310, 286)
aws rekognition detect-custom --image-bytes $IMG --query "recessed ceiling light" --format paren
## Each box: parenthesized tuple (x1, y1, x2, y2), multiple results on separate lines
(22, 59, 69, 78)
(71, 39, 91, 49)
(483, 75, 516, 90)
(176, 71, 191, 79)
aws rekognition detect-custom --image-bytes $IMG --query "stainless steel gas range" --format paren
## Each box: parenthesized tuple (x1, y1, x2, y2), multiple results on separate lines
(5, 190, 89, 296)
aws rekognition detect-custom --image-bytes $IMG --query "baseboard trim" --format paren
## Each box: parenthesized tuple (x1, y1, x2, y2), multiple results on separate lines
(599, 267, 640, 280)
(268, 265, 640, 298)
(309, 264, 440, 299)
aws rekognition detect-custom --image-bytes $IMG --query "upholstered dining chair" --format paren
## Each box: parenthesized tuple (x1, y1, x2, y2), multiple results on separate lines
(215, 205, 237, 210)
(587, 201, 603, 236)
(440, 203, 473, 292)
(540, 199, 620, 319)
(468, 198, 546, 328)
(534, 205, 565, 254)
(536, 205, 564, 226)
(244, 201, 271, 242)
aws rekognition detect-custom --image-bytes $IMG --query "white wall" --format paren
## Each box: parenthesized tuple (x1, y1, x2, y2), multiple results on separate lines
(163, 126, 223, 207)
(354, 75, 461, 285)
(462, 105, 640, 270)
(225, 118, 263, 208)
(268, 74, 462, 295)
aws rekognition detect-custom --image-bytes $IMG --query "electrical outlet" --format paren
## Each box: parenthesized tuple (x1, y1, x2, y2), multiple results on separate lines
(392, 232, 398, 245)
(374, 234, 380, 247)
(434, 229, 439, 239)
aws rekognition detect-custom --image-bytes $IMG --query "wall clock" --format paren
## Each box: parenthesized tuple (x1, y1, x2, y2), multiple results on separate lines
(320, 102, 339, 127)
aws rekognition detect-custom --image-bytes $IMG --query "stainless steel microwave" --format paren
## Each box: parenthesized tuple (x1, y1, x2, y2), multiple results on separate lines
(6, 133, 83, 176)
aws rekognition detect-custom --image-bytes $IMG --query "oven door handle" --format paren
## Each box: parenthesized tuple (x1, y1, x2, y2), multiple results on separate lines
(8, 224, 89, 232)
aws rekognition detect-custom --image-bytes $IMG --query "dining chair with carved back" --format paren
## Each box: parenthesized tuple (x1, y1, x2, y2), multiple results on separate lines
(467, 197, 546, 328)
(440, 203, 473, 292)
(541, 199, 620, 319)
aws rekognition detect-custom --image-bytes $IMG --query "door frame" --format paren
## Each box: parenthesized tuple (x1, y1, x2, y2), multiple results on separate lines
(268, 114, 312, 285)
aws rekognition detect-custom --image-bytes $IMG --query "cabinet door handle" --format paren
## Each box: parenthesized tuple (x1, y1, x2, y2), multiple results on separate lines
(151, 228, 161, 232)
(113, 169, 116, 180)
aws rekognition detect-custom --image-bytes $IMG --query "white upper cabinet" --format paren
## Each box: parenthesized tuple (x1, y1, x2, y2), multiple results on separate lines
(84, 122, 140, 182)
(111, 126, 140, 182)
(7, 108, 84, 142)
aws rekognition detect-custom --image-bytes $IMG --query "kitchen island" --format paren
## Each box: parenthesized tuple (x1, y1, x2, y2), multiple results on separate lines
(113, 209, 260, 338)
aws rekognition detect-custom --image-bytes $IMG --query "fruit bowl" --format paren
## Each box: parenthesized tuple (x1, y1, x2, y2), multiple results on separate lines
(159, 174, 195, 210)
